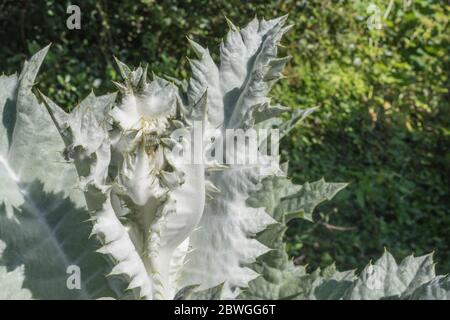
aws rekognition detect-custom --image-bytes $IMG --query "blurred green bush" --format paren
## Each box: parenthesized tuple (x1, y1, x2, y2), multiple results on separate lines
(1, 0, 448, 272)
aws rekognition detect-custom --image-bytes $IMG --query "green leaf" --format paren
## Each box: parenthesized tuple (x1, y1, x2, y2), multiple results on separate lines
(175, 283, 225, 300)
(299, 251, 450, 300)
(407, 275, 450, 300)
(346, 251, 437, 300)
(280, 179, 348, 222)
(241, 172, 347, 299)
(299, 264, 355, 300)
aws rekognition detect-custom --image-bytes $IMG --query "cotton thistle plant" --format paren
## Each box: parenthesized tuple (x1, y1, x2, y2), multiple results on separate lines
(0, 16, 449, 300)
(40, 55, 213, 299)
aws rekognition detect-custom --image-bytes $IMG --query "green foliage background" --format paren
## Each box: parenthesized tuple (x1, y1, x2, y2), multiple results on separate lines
(1, 0, 448, 272)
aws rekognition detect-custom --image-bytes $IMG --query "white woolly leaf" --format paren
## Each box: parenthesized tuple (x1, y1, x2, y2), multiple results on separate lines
(0, 47, 117, 299)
